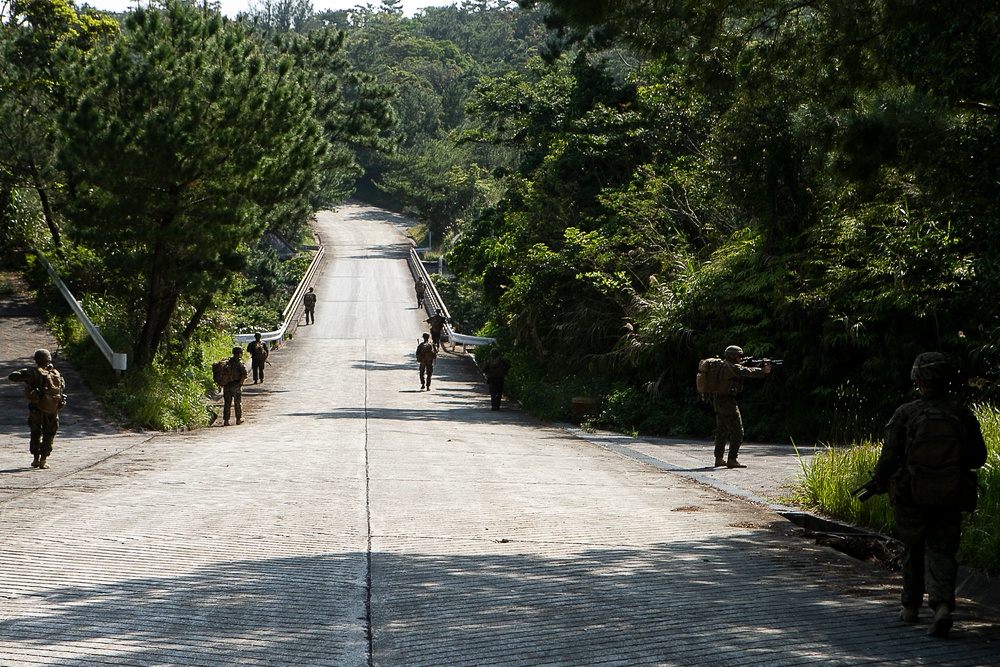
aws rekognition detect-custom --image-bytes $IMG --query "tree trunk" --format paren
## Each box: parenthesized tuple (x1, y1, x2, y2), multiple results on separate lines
(178, 292, 215, 351)
(133, 241, 179, 368)
(30, 165, 63, 256)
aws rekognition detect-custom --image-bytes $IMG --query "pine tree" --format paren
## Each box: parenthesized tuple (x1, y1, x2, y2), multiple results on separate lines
(58, 1, 326, 368)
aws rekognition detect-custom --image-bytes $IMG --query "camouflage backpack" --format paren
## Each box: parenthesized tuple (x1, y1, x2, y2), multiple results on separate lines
(416, 342, 436, 364)
(212, 359, 238, 387)
(31, 366, 66, 414)
(696, 358, 727, 398)
(905, 402, 966, 506)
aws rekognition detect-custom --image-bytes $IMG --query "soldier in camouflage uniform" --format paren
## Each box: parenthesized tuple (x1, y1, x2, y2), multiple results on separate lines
(712, 345, 771, 469)
(222, 347, 248, 426)
(480, 348, 512, 411)
(415, 277, 427, 308)
(8, 349, 65, 469)
(873, 352, 987, 638)
(425, 310, 448, 352)
(302, 287, 317, 325)
(416, 333, 436, 390)
(246, 333, 269, 384)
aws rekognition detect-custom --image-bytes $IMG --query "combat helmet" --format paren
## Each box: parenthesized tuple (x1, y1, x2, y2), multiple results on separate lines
(910, 352, 954, 382)
(724, 345, 744, 360)
(33, 349, 51, 365)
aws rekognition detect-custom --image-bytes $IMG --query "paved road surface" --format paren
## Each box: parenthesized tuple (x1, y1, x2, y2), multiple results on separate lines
(1, 203, 997, 666)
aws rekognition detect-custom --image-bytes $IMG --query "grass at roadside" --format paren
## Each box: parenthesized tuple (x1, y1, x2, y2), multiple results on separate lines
(796, 405, 1000, 575)
(50, 313, 232, 430)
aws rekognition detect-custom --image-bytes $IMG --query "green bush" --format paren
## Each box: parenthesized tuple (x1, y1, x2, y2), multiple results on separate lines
(430, 274, 489, 336)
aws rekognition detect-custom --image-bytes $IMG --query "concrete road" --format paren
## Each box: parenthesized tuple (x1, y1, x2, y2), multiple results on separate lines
(1, 203, 997, 666)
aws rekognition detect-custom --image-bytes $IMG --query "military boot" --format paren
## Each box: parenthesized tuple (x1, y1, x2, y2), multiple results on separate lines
(727, 459, 747, 468)
(31, 455, 39, 468)
(38, 457, 49, 469)
(714, 457, 726, 468)
(899, 606, 919, 623)
(928, 605, 952, 638)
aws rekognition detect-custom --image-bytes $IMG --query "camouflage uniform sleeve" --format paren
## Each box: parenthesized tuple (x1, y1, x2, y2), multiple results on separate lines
(874, 404, 910, 488)
(731, 363, 766, 379)
(8, 368, 32, 382)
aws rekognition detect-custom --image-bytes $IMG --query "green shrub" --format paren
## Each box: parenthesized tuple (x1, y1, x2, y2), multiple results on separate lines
(430, 274, 489, 336)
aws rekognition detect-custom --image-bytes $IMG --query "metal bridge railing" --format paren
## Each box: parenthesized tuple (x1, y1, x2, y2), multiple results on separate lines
(407, 246, 495, 351)
(37, 251, 128, 372)
(233, 245, 325, 345)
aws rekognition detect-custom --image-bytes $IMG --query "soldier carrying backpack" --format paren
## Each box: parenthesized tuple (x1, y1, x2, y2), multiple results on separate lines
(871, 352, 988, 638)
(416, 333, 437, 390)
(697, 345, 771, 469)
(213, 347, 248, 426)
(8, 348, 66, 470)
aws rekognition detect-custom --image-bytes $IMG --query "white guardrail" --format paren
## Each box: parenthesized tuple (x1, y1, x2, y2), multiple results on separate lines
(37, 244, 325, 370)
(407, 246, 495, 351)
(234, 245, 325, 346)
(37, 251, 128, 372)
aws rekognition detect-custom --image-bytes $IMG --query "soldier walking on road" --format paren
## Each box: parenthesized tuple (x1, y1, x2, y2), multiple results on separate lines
(416, 333, 436, 390)
(425, 309, 448, 351)
(222, 347, 248, 425)
(415, 277, 427, 308)
(871, 352, 987, 638)
(303, 287, 317, 325)
(708, 345, 771, 469)
(481, 348, 512, 411)
(246, 333, 269, 384)
(8, 349, 66, 469)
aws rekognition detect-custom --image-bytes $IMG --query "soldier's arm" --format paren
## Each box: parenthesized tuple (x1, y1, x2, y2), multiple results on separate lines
(873, 409, 907, 488)
(8, 368, 31, 382)
(732, 363, 766, 379)
(960, 408, 988, 469)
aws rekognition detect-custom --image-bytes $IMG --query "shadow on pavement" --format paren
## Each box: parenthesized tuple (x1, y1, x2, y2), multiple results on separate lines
(3, 531, 998, 666)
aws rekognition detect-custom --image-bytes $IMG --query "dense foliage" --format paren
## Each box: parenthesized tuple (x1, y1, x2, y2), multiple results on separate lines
(441, 0, 1000, 442)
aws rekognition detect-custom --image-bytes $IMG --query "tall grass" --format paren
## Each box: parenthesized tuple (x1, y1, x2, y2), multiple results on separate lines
(966, 405, 1000, 574)
(794, 439, 894, 534)
(798, 405, 1000, 575)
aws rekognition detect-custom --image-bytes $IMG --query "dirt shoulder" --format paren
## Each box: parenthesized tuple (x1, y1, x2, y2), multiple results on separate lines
(0, 273, 118, 443)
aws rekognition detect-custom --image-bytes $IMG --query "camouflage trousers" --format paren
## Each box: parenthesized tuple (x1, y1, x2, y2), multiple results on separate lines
(712, 394, 744, 461)
(894, 503, 962, 612)
(28, 407, 58, 457)
(419, 361, 434, 388)
(223, 385, 243, 424)
(252, 359, 266, 383)
(487, 377, 505, 410)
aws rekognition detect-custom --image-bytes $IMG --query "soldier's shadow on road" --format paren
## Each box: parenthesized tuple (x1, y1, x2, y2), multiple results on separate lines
(5, 529, 996, 665)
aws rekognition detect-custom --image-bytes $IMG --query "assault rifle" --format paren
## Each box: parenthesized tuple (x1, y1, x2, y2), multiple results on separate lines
(742, 357, 784, 369)
(851, 476, 885, 502)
